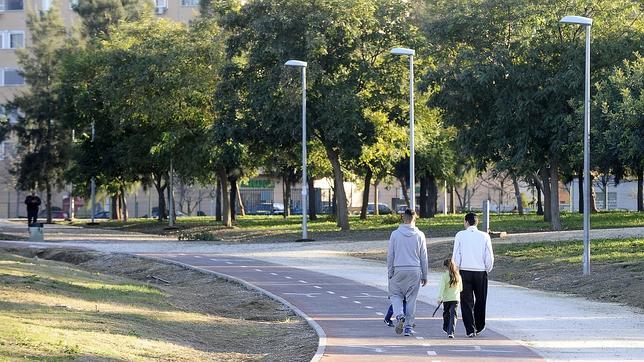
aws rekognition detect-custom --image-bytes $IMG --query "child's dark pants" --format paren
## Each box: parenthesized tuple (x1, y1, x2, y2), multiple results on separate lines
(442, 301, 459, 334)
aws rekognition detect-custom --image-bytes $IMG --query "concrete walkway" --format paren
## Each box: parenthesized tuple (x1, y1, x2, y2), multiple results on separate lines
(1, 220, 642, 360)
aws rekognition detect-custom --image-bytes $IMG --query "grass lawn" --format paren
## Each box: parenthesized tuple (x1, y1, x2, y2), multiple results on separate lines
(0, 249, 316, 361)
(72, 211, 644, 242)
(351, 237, 644, 310)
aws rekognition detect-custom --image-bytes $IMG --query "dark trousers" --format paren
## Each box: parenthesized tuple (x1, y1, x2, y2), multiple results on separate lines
(442, 301, 459, 334)
(459, 270, 488, 335)
(27, 210, 38, 225)
(384, 300, 407, 321)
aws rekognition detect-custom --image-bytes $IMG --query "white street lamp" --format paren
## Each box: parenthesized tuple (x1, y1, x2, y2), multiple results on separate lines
(285, 59, 310, 240)
(560, 15, 593, 275)
(391, 47, 416, 211)
(90, 121, 96, 224)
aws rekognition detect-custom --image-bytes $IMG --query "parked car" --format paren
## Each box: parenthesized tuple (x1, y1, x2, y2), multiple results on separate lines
(93, 211, 111, 219)
(38, 207, 68, 219)
(254, 202, 285, 215)
(396, 205, 420, 214)
(367, 203, 392, 215)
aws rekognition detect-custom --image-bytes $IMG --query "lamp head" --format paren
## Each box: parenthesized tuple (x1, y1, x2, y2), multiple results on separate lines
(559, 15, 593, 26)
(284, 60, 307, 67)
(390, 47, 415, 56)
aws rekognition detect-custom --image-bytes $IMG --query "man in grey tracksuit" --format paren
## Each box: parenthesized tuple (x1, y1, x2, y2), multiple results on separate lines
(387, 209, 428, 336)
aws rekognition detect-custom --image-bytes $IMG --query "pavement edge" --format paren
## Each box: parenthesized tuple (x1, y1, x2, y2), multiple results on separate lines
(136, 254, 327, 362)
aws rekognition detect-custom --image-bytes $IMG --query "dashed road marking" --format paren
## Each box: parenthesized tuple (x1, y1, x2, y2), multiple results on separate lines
(340, 296, 348, 299)
(427, 351, 437, 356)
(285, 276, 292, 279)
(240, 266, 247, 268)
(270, 272, 278, 276)
(353, 300, 361, 304)
(365, 306, 374, 309)
(255, 268, 263, 272)
(298, 280, 308, 284)
(193, 256, 202, 259)
(313, 285, 322, 289)
(326, 291, 335, 295)
(376, 312, 384, 316)
(416, 336, 424, 340)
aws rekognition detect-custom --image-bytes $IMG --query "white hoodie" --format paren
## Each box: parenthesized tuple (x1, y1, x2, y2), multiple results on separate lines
(387, 224, 429, 280)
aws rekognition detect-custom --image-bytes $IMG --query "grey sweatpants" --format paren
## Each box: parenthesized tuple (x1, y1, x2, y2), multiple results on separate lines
(388, 269, 421, 328)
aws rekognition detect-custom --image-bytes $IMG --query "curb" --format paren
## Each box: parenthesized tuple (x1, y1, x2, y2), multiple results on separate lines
(135, 254, 327, 362)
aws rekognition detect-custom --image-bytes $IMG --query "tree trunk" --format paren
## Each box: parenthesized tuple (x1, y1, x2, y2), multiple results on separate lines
(282, 175, 291, 218)
(578, 170, 584, 214)
(154, 176, 167, 222)
(549, 164, 561, 230)
(449, 185, 455, 214)
(236, 185, 245, 216)
(120, 186, 128, 222)
(111, 194, 119, 220)
(360, 168, 372, 219)
(512, 176, 524, 215)
(229, 177, 237, 221)
(399, 176, 410, 207)
(540, 168, 551, 222)
(215, 179, 222, 221)
(326, 147, 350, 231)
(46, 182, 52, 223)
(533, 173, 543, 215)
(638, 167, 643, 212)
(308, 177, 317, 221)
(428, 175, 438, 218)
(217, 167, 231, 227)
(374, 179, 380, 216)
(419, 176, 428, 218)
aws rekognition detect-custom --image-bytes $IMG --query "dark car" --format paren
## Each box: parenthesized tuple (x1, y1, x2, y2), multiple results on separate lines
(93, 211, 111, 219)
(366, 203, 392, 215)
(38, 207, 68, 219)
(254, 202, 284, 215)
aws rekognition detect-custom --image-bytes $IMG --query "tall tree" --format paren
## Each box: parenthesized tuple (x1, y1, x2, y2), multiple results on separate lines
(11, 6, 74, 223)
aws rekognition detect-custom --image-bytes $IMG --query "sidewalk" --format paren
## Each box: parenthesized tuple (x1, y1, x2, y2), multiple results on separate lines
(1, 220, 643, 360)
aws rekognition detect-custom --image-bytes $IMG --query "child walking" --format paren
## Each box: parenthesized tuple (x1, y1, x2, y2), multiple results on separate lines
(437, 258, 463, 338)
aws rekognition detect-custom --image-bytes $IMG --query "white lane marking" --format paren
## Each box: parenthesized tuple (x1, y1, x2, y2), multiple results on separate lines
(365, 306, 374, 309)
(375, 348, 384, 353)
(178, 253, 186, 256)
(283, 292, 320, 298)
(427, 351, 437, 356)
(285, 276, 292, 279)
(255, 268, 263, 272)
(416, 336, 424, 340)
(422, 343, 431, 347)
(326, 291, 335, 295)
(240, 266, 247, 268)
(313, 286, 322, 289)
(298, 280, 308, 284)
(376, 312, 384, 316)
(340, 296, 348, 299)
(193, 255, 202, 259)
(353, 300, 361, 304)
(270, 272, 278, 276)
(474, 346, 481, 351)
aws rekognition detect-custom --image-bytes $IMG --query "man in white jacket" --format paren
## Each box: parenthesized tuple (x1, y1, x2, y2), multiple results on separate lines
(452, 212, 494, 337)
(387, 209, 428, 336)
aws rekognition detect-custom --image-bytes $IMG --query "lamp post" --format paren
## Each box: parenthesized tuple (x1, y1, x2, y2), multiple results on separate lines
(391, 47, 416, 211)
(285, 59, 309, 241)
(90, 121, 96, 224)
(560, 15, 593, 275)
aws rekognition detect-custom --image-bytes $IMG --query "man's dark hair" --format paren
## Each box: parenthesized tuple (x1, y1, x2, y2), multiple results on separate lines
(465, 212, 477, 226)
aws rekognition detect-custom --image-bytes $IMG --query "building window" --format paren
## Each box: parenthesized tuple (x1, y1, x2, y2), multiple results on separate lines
(181, 0, 199, 6)
(5, 0, 24, 10)
(0, 31, 25, 49)
(2, 68, 25, 86)
(42, 0, 51, 11)
(155, 0, 167, 14)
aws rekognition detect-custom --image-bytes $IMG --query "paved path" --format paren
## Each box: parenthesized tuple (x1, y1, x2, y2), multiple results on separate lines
(1, 220, 643, 360)
(139, 252, 541, 361)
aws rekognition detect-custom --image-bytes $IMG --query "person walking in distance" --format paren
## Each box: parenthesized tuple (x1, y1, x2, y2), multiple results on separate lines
(24, 191, 41, 225)
(452, 212, 494, 337)
(387, 209, 428, 336)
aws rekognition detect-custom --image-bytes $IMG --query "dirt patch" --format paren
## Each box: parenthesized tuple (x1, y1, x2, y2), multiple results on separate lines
(349, 240, 644, 312)
(1, 246, 318, 361)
